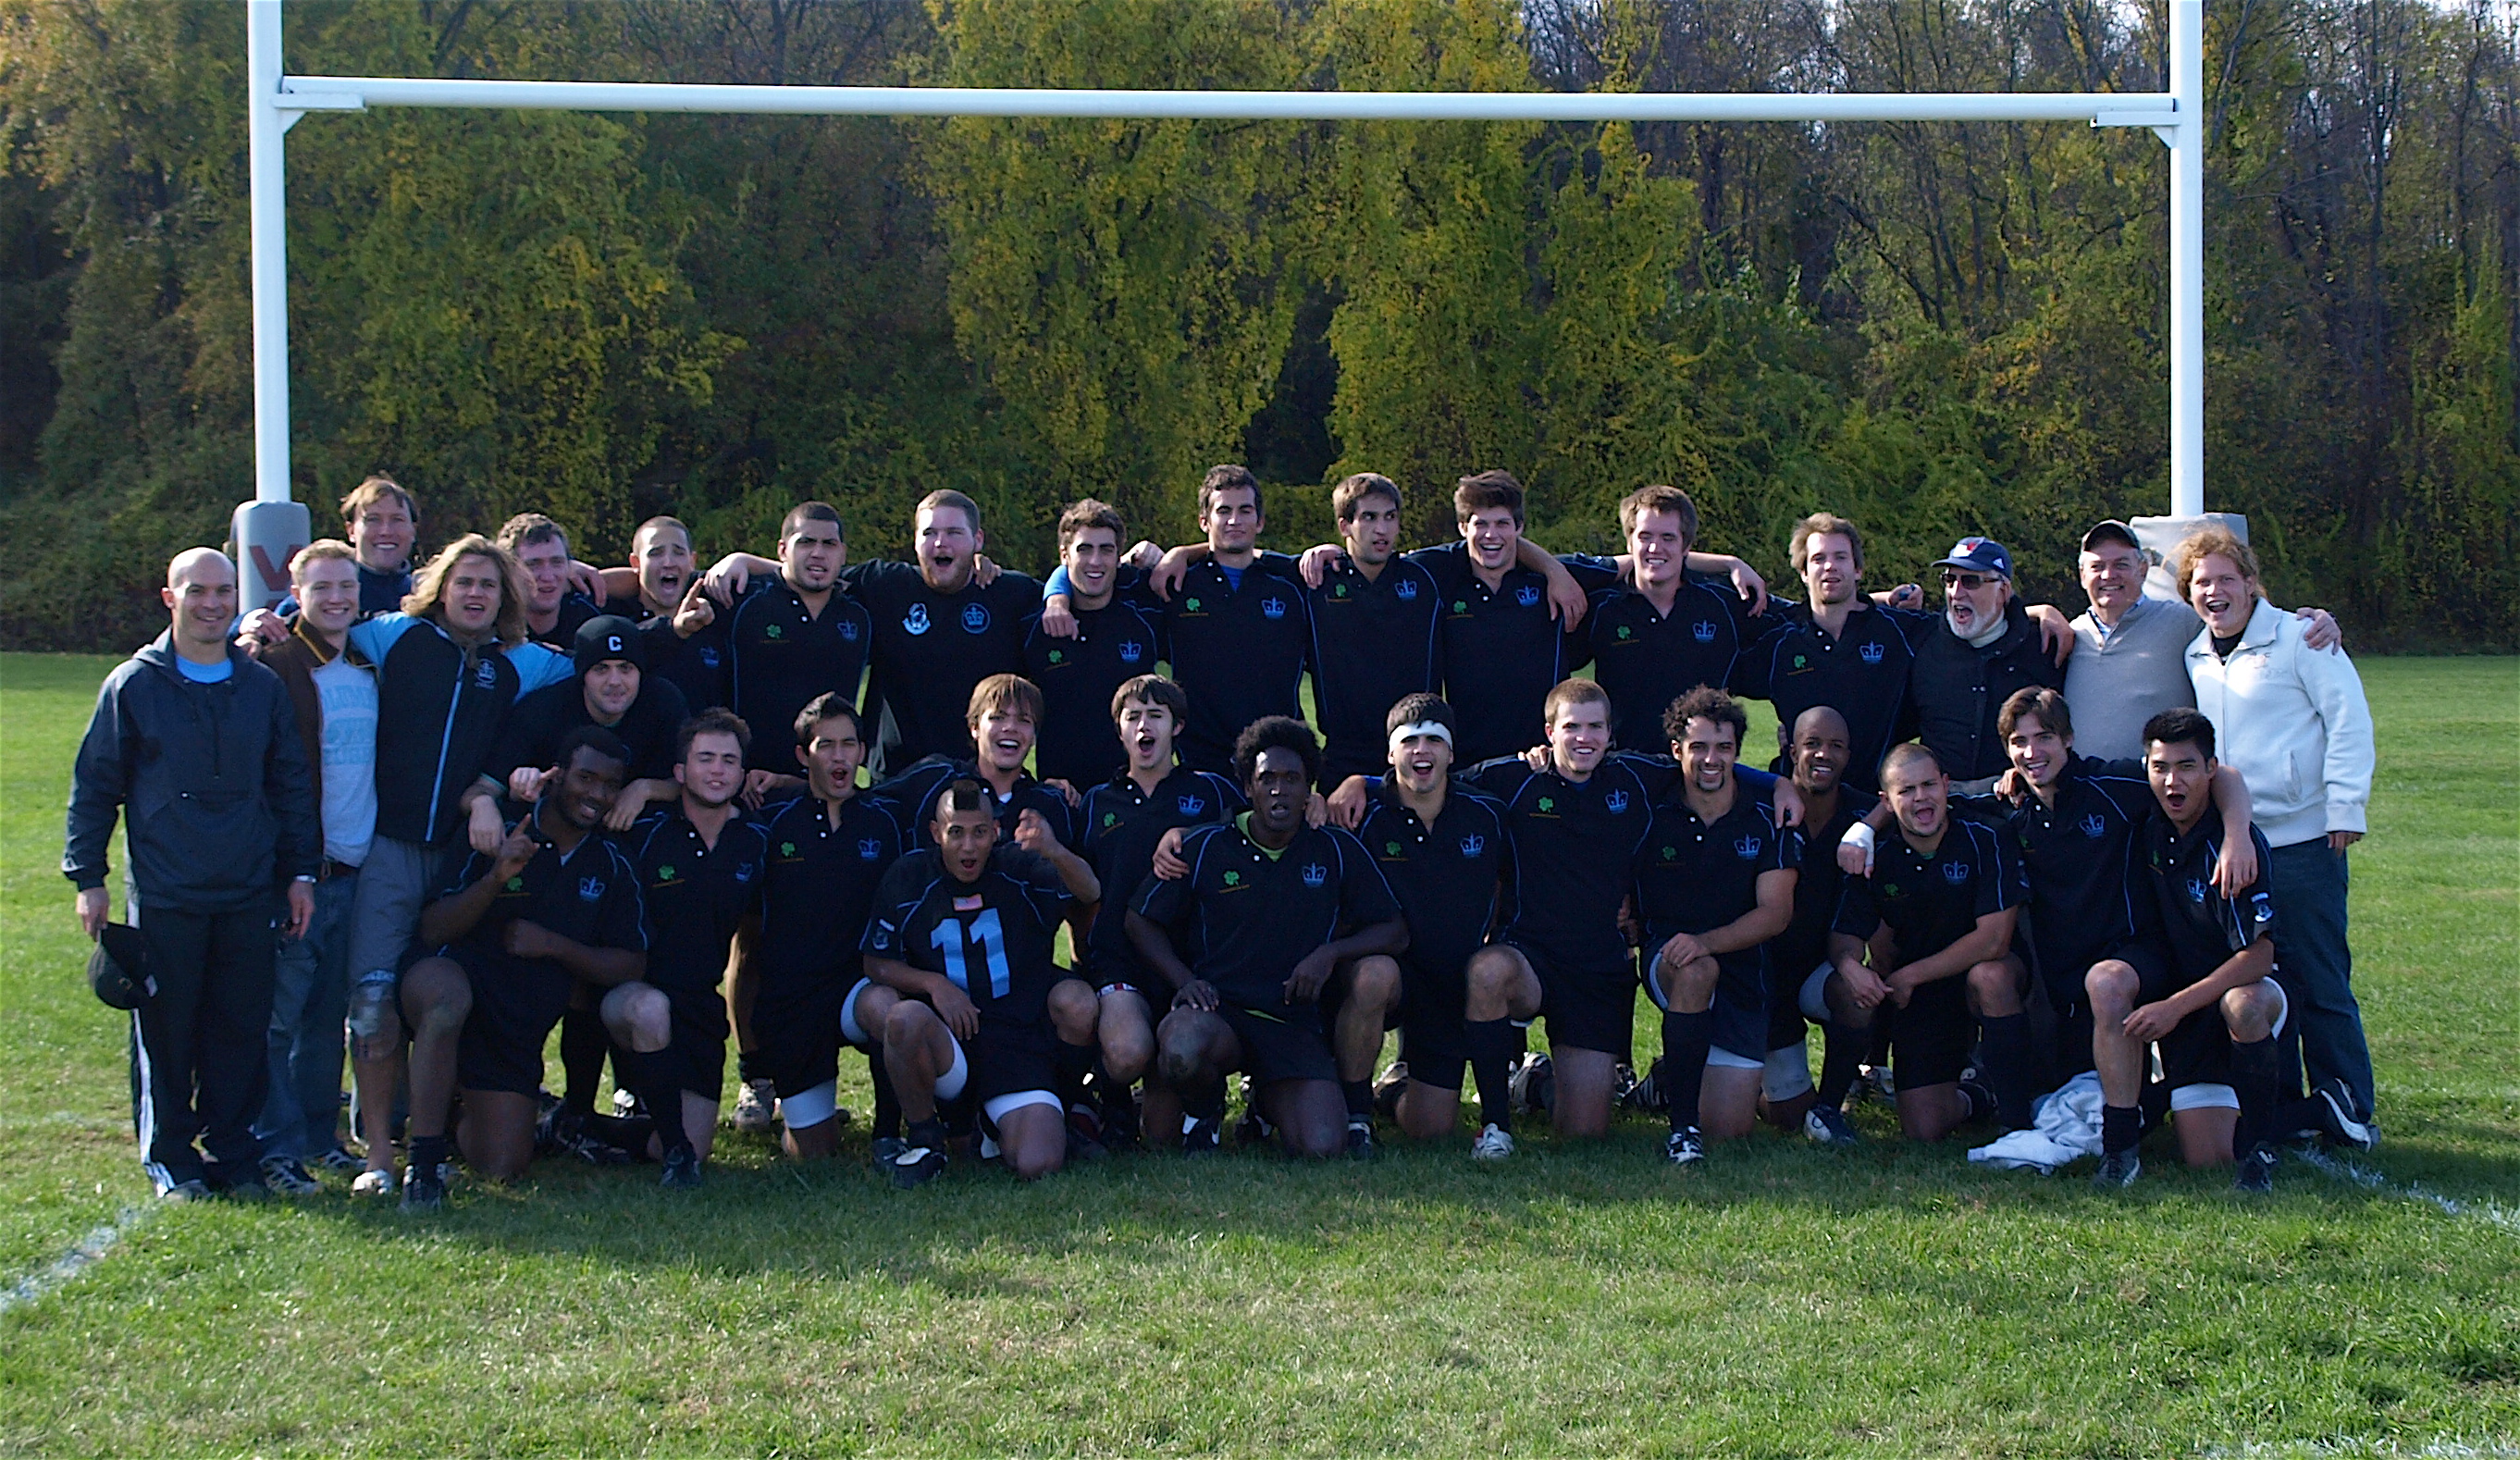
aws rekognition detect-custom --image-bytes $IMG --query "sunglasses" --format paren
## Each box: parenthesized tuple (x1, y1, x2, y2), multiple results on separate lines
(1940, 570, 2002, 589)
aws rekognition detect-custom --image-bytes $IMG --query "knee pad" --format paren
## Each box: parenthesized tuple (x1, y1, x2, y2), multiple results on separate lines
(781, 1080, 838, 1131)
(1762, 1043, 1814, 1102)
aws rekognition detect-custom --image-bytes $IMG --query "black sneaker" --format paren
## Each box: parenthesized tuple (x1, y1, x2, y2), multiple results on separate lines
(1665, 1126, 1706, 1166)
(1234, 1106, 1276, 1148)
(1180, 1116, 1221, 1157)
(1802, 1106, 1860, 1148)
(2312, 1078, 2378, 1153)
(890, 1142, 947, 1190)
(312, 1145, 364, 1174)
(1372, 1062, 1410, 1124)
(1345, 1119, 1378, 1160)
(660, 1146, 704, 1189)
(1099, 1091, 1141, 1151)
(401, 1162, 446, 1212)
(1958, 1078, 1998, 1124)
(2233, 1144, 2278, 1194)
(260, 1154, 321, 1196)
(2092, 1148, 2143, 1190)
(534, 1101, 576, 1158)
(869, 1135, 908, 1169)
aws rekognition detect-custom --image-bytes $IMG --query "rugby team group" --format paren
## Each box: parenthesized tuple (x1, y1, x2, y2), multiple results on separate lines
(62, 464, 2380, 1208)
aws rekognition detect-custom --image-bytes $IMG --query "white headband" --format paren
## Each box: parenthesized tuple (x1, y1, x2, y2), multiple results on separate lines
(1389, 721, 1454, 756)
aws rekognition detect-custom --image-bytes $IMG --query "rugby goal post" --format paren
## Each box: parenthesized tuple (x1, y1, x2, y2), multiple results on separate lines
(237, 0, 2223, 607)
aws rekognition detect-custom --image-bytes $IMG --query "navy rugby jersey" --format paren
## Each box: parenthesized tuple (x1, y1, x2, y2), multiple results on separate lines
(872, 754, 1079, 853)
(719, 576, 872, 773)
(1306, 555, 1444, 784)
(1078, 767, 1244, 986)
(624, 804, 767, 1005)
(1633, 783, 1797, 957)
(1572, 564, 1761, 751)
(1458, 754, 1664, 973)
(1772, 785, 1880, 980)
(1132, 820, 1400, 1010)
(845, 560, 1039, 773)
(1356, 779, 1509, 981)
(862, 847, 1076, 1031)
(2134, 814, 2279, 987)
(1833, 817, 2024, 959)
(1408, 541, 1581, 767)
(1735, 601, 1929, 791)
(434, 801, 647, 1000)
(1020, 594, 1164, 789)
(1948, 755, 2155, 981)
(750, 792, 907, 996)
(1146, 554, 1313, 773)
(481, 675, 690, 788)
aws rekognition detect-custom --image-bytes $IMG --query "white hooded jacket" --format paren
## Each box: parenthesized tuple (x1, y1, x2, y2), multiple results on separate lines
(2185, 598, 2374, 849)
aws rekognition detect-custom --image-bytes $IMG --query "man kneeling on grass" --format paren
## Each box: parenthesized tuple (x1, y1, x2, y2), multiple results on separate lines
(1822, 741, 2025, 1143)
(2085, 709, 2373, 1193)
(1129, 718, 1410, 1157)
(401, 726, 648, 1209)
(861, 779, 1102, 1188)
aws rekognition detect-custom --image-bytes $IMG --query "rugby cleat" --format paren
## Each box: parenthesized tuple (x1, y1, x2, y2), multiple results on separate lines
(1372, 1062, 1411, 1124)
(399, 1161, 446, 1212)
(2312, 1078, 2378, 1153)
(1180, 1116, 1221, 1157)
(1623, 1058, 1668, 1115)
(1802, 1106, 1860, 1147)
(2092, 1148, 2143, 1190)
(1665, 1126, 1706, 1167)
(659, 1146, 704, 1190)
(2233, 1144, 2279, 1194)
(1510, 1053, 1555, 1115)
(890, 1143, 947, 1190)
(731, 1077, 778, 1134)
(869, 1135, 909, 1169)
(1470, 1123, 1514, 1161)
(1345, 1119, 1379, 1161)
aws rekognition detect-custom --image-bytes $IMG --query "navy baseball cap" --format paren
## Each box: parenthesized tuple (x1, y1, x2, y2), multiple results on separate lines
(1933, 537, 2014, 579)
(87, 922, 155, 1011)
(574, 614, 646, 676)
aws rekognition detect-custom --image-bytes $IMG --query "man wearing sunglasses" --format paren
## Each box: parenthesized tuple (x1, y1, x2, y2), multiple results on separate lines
(1906, 538, 2070, 795)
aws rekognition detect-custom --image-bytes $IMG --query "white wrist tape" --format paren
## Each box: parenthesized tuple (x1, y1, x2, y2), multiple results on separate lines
(1841, 822, 1876, 855)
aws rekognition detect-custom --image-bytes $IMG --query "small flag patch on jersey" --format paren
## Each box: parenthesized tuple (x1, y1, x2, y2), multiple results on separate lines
(954, 895, 984, 912)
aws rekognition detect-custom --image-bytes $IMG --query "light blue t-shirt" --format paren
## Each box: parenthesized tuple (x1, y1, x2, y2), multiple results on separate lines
(175, 654, 234, 684)
(310, 652, 379, 866)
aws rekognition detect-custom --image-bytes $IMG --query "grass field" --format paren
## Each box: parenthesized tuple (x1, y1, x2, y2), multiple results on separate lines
(0, 650, 2514, 1456)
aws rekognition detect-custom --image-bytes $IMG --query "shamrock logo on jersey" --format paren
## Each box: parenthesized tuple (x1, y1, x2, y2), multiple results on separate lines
(779, 841, 797, 858)
(1334, 583, 1350, 598)
(1692, 620, 1718, 643)
(1386, 839, 1404, 857)
(1859, 641, 1885, 664)
(1616, 625, 1634, 641)
(657, 865, 676, 882)
(503, 876, 525, 893)
(1537, 796, 1556, 813)
(1792, 653, 1809, 671)
(764, 624, 784, 640)
(1046, 649, 1066, 665)
(961, 602, 990, 634)
(1882, 882, 1902, 898)
(1452, 600, 1470, 613)
(1301, 863, 1328, 887)
(1183, 597, 1203, 612)
(904, 603, 931, 636)
(1103, 810, 1118, 828)
(1661, 845, 1678, 860)
(1223, 870, 1241, 886)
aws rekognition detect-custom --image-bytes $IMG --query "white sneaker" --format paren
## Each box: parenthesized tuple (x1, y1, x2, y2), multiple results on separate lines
(731, 1077, 777, 1133)
(351, 1167, 397, 1197)
(1471, 1123, 1515, 1160)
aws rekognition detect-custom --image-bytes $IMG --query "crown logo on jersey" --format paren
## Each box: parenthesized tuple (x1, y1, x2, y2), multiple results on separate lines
(839, 621, 860, 639)
(1859, 641, 1885, 663)
(2186, 877, 2211, 904)
(1395, 578, 1419, 600)
(961, 602, 990, 634)
(904, 603, 932, 636)
(858, 838, 883, 860)
(698, 646, 720, 667)
(1460, 834, 1485, 857)
(2080, 814, 2107, 839)
(1118, 640, 1145, 662)
(1179, 795, 1205, 816)
(577, 876, 605, 901)
(1693, 620, 1718, 643)
(1301, 863, 1328, 887)
(1515, 586, 1540, 607)
(764, 623, 784, 640)
(1261, 597, 1287, 620)
(1942, 862, 1970, 885)
(1604, 789, 1630, 814)
(1735, 835, 1763, 860)
(734, 862, 756, 883)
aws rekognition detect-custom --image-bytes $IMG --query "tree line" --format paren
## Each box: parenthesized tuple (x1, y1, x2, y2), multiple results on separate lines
(4, 0, 2514, 650)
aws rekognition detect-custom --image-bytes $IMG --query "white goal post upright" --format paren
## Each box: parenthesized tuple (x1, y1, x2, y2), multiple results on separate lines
(238, 0, 2212, 600)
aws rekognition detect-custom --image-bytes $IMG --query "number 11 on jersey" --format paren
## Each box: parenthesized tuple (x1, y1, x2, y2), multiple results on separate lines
(929, 909, 1011, 997)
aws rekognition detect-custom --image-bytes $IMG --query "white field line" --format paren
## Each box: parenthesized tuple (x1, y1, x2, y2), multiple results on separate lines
(2295, 1145, 2520, 1233)
(0, 1206, 151, 1318)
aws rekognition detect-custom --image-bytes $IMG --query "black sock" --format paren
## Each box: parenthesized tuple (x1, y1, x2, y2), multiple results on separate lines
(2230, 1034, 2280, 1157)
(1816, 1020, 1863, 1108)
(867, 1046, 901, 1141)
(619, 1046, 689, 1157)
(1055, 1037, 1096, 1110)
(1662, 1009, 1711, 1132)
(2102, 1103, 2142, 1155)
(1465, 1018, 1521, 1133)
(560, 1007, 609, 1118)
(407, 1133, 447, 1176)
(907, 1116, 947, 1153)
(735, 1051, 760, 1086)
(1980, 1012, 2033, 1130)
(1341, 1079, 1373, 1121)
(1182, 1077, 1227, 1127)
